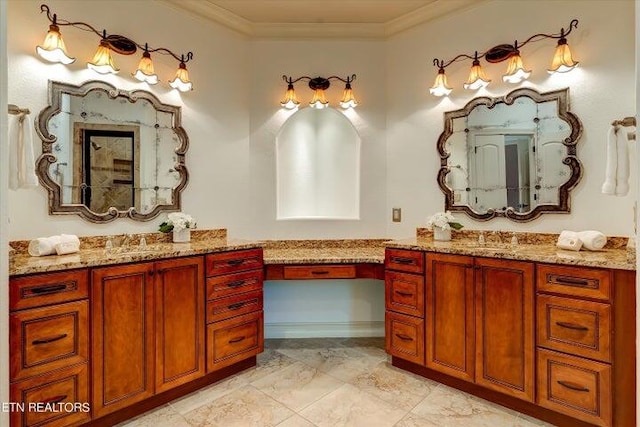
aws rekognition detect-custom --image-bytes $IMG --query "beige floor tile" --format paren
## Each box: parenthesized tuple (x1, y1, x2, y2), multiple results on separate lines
(394, 413, 442, 427)
(514, 414, 558, 426)
(276, 414, 317, 427)
(251, 361, 344, 411)
(183, 385, 294, 427)
(410, 384, 521, 427)
(349, 360, 438, 411)
(169, 372, 249, 414)
(238, 348, 299, 383)
(265, 338, 341, 350)
(299, 383, 407, 427)
(117, 404, 191, 427)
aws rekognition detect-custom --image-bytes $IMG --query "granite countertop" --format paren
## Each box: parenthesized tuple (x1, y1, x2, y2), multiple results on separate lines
(261, 239, 387, 265)
(386, 229, 636, 271)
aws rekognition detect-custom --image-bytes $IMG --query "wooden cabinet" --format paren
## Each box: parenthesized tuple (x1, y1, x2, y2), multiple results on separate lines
(535, 264, 635, 427)
(205, 249, 264, 373)
(474, 257, 535, 402)
(91, 262, 155, 418)
(9, 269, 91, 427)
(92, 256, 205, 417)
(425, 253, 475, 382)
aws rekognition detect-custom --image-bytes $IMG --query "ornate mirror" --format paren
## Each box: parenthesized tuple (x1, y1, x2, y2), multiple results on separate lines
(437, 88, 582, 222)
(36, 80, 189, 223)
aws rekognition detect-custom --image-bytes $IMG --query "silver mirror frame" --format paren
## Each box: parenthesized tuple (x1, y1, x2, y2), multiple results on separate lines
(436, 87, 582, 222)
(35, 80, 189, 223)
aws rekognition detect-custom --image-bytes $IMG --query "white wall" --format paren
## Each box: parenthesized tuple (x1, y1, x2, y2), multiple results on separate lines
(386, 0, 637, 237)
(7, 0, 251, 239)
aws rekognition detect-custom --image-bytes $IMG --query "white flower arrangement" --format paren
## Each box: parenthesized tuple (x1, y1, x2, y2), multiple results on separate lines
(159, 212, 197, 233)
(426, 211, 463, 231)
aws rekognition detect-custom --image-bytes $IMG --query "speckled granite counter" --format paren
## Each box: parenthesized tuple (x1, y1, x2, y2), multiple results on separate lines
(261, 239, 387, 265)
(9, 230, 262, 276)
(386, 229, 636, 271)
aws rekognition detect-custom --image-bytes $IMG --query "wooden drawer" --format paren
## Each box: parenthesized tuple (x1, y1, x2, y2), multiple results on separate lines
(10, 363, 91, 427)
(385, 311, 425, 366)
(385, 249, 424, 274)
(537, 294, 611, 362)
(207, 290, 263, 323)
(10, 300, 89, 382)
(206, 249, 263, 277)
(385, 271, 425, 317)
(206, 269, 263, 299)
(537, 264, 611, 301)
(283, 265, 356, 280)
(10, 269, 89, 311)
(207, 311, 263, 372)
(537, 349, 612, 427)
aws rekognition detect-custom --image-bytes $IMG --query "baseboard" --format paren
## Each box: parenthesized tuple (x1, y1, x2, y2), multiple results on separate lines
(265, 321, 384, 338)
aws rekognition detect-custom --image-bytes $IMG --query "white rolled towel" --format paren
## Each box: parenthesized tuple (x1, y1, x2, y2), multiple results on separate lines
(601, 126, 617, 195)
(28, 234, 80, 257)
(556, 230, 583, 251)
(577, 230, 607, 251)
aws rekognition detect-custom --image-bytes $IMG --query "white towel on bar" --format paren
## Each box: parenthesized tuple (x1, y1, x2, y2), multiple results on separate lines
(8, 113, 39, 190)
(602, 124, 631, 196)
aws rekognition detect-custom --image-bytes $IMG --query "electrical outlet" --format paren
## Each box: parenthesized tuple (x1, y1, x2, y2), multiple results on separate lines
(392, 208, 402, 222)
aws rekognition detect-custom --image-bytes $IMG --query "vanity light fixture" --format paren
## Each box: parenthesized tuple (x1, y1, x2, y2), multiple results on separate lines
(36, 4, 194, 91)
(133, 44, 159, 85)
(280, 74, 358, 110)
(429, 19, 579, 97)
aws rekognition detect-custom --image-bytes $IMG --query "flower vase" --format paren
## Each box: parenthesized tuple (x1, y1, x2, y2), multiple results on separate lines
(433, 227, 451, 241)
(173, 228, 191, 243)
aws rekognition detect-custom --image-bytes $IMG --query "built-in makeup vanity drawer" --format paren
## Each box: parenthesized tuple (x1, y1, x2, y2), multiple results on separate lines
(283, 264, 356, 279)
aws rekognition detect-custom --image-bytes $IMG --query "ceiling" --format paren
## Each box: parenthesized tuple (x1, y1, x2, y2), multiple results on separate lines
(161, 0, 485, 38)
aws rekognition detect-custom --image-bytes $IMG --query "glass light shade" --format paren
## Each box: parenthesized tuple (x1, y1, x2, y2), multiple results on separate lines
(548, 41, 579, 74)
(429, 69, 452, 97)
(87, 40, 119, 74)
(36, 24, 75, 65)
(133, 52, 158, 84)
(280, 84, 300, 109)
(463, 61, 491, 90)
(169, 63, 193, 92)
(309, 88, 329, 109)
(339, 85, 358, 109)
(502, 53, 531, 83)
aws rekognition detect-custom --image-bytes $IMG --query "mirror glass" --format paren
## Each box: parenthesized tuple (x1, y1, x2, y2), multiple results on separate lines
(36, 80, 189, 222)
(437, 88, 582, 222)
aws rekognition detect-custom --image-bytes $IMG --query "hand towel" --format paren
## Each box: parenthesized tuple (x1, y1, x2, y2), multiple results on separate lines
(8, 113, 39, 190)
(601, 126, 617, 195)
(615, 126, 630, 196)
(556, 230, 582, 251)
(577, 230, 607, 251)
(28, 234, 80, 257)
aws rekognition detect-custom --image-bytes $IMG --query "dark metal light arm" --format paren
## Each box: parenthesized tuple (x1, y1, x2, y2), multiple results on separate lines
(281, 74, 357, 89)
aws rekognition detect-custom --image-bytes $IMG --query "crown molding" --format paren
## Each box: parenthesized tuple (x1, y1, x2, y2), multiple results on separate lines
(160, 0, 489, 39)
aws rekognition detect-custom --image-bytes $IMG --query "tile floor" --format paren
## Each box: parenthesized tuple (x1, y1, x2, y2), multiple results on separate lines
(119, 338, 555, 427)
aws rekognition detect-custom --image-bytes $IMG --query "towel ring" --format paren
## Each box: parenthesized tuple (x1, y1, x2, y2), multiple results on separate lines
(611, 116, 636, 127)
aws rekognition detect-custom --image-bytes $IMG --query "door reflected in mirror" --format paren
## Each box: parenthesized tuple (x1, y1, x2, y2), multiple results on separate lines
(438, 88, 582, 222)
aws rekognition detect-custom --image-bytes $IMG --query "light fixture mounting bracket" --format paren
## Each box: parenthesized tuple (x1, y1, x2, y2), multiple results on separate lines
(308, 77, 331, 91)
(485, 44, 518, 63)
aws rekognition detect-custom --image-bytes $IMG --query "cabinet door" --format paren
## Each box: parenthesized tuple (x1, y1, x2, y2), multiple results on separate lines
(92, 262, 155, 418)
(155, 256, 205, 393)
(425, 253, 475, 382)
(475, 257, 534, 402)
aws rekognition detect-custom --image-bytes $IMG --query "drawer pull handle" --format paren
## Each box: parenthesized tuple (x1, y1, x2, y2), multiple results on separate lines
(227, 280, 246, 288)
(229, 336, 246, 344)
(393, 257, 414, 265)
(555, 321, 589, 331)
(228, 302, 246, 310)
(311, 271, 330, 275)
(553, 276, 590, 287)
(32, 334, 68, 345)
(227, 259, 245, 266)
(395, 291, 413, 297)
(557, 380, 590, 392)
(395, 333, 413, 341)
(30, 284, 67, 295)
(41, 394, 68, 405)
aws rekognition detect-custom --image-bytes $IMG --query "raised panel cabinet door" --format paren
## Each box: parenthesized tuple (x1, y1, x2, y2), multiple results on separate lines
(92, 262, 155, 418)
(155, 256, 205, 393)
(425, 253, 475, 382)
(475, 257, 535, 402)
